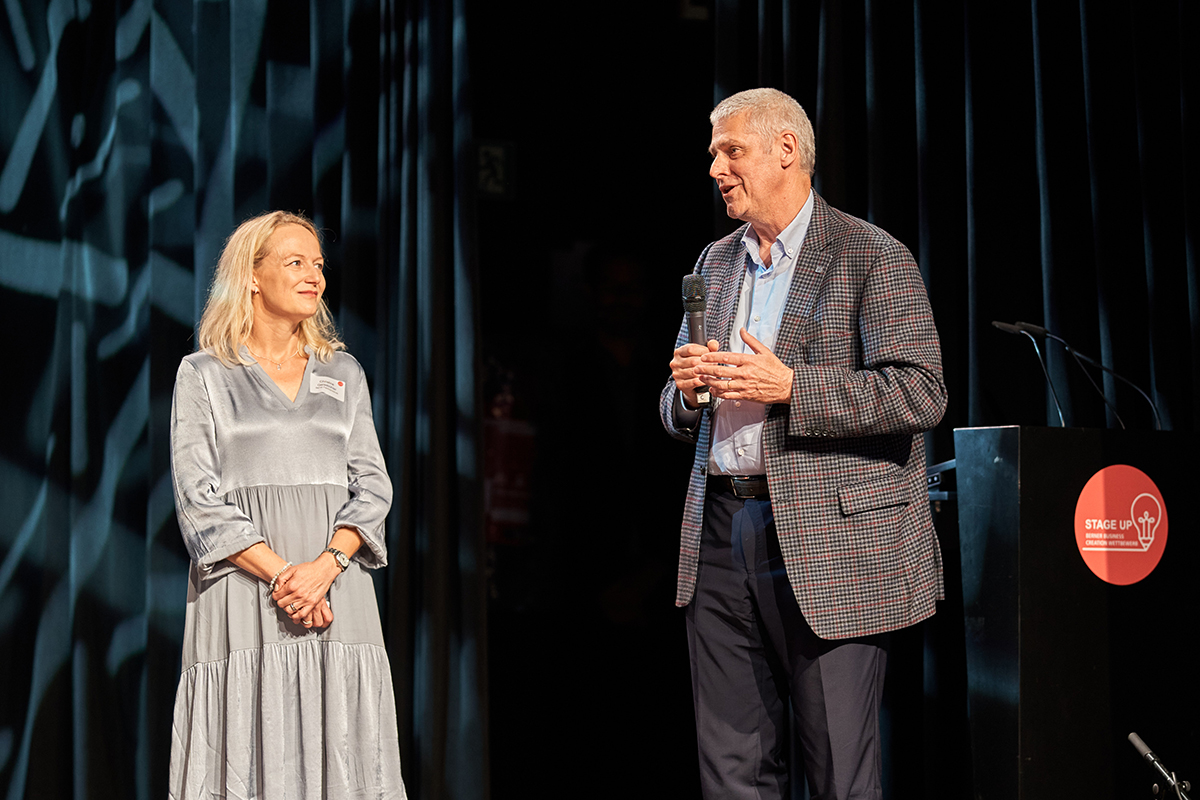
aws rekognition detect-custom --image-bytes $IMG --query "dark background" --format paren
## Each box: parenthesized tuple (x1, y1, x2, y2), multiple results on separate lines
(2, 0, 1198, 798)
(469, 5, 712, 794)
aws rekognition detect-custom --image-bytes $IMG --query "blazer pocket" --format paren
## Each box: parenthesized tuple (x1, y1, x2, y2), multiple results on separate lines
(837, 475, 911, 516)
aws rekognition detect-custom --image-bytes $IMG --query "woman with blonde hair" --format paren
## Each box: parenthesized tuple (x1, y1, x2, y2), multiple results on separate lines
(169, 211, 406, 799)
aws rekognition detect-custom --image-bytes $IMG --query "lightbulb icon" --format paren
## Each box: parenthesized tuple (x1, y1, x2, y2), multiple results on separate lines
(1130, 493, 1162, 551)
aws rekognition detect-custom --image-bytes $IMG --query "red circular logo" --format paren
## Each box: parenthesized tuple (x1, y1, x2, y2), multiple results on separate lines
(338, 381, 344, 386)
(1074, 464, 1168, 585)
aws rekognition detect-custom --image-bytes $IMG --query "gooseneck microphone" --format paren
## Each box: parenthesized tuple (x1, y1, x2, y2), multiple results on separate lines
(682, 274, 711, 407)
(991, 320, 1065, 426)
(1128, 732, 1191, 800)
(1011, 321, 1163, 430)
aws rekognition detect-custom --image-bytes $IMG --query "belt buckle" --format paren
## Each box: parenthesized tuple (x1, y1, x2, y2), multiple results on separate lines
(730, 475, 767, 499)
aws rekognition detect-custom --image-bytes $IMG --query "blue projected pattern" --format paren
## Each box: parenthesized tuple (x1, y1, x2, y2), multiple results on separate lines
(1, 2, 487, 798)
(1, 3, 195, 797)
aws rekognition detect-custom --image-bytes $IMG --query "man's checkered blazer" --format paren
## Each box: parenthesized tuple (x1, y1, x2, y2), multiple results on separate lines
(659, 192, 947, 641)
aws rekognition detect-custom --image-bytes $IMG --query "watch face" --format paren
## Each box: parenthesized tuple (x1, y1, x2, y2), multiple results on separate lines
(336, 552, 349, 568)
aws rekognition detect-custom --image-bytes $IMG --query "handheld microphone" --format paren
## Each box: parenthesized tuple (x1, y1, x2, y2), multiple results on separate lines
(682, 274, 711, 407)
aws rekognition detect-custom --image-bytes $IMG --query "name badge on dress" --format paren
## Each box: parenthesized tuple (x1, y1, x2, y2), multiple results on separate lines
(310, 375, 346, 402)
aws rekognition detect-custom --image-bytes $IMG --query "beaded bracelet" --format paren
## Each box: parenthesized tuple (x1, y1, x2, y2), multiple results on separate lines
(267, 562, 292, 595)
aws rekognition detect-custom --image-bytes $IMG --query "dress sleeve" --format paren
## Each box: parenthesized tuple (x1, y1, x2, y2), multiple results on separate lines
(170, 359, 264, 579)
(332, 362, 392, 568)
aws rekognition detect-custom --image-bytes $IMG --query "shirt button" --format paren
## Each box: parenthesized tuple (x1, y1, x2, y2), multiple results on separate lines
(737, 447, 745, 456)
(753, 315, 760, 322)
(735, 401, 741, 407)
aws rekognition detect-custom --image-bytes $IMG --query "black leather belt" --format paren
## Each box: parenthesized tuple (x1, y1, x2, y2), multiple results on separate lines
(708, 474, 770, 499)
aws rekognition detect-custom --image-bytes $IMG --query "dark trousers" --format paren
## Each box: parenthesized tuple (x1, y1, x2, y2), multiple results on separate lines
(686, 484, 888, 800)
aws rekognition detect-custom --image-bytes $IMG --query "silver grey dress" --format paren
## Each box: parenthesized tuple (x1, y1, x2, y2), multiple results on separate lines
(168, 347, 406, 800)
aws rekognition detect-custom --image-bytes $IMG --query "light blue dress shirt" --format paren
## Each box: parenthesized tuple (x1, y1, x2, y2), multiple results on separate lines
(708, 190, 815, 476)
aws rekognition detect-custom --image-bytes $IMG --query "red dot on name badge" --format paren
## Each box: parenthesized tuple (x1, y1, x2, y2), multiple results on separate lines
(1074, 464, 1168, 585)
(338, 381, 343, 386)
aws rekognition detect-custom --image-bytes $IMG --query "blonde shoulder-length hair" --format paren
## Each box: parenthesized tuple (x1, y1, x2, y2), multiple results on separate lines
(197, 211, 345, 366)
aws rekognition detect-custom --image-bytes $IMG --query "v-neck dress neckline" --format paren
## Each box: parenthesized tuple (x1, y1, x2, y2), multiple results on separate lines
(241, 344, 315, 407)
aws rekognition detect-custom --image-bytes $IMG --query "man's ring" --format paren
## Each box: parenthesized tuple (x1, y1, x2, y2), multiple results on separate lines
(290, 603, 298, 613)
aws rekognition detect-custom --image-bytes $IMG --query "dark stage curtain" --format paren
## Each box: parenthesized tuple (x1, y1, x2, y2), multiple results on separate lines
(709, 0, 1199, 798)
(0, 2, 485, 799)
(714, 0, 1199, 443)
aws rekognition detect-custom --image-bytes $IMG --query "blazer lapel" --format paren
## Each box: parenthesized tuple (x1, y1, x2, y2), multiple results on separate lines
(773, 192, 834, 368)
(702, 226, 749, 351)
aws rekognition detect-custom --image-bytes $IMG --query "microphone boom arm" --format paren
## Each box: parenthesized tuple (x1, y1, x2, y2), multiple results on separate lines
(1015, 322, 1162, 431)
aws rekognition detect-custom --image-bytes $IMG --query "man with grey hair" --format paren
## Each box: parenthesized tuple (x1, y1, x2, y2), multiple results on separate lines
(660, 87, 946, 799)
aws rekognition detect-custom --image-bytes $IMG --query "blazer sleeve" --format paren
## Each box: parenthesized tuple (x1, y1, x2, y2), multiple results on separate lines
(332, 361, 392, 568)
(659, 314, 704, 443)
(787, 237, 947, 438)
(170, 359, 264, 579)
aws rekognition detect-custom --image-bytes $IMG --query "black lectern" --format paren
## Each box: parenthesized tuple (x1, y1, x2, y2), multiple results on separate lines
(953, 426, 1196, 800)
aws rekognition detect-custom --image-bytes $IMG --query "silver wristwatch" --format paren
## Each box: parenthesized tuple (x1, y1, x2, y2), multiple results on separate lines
(323, 547, 350, 572)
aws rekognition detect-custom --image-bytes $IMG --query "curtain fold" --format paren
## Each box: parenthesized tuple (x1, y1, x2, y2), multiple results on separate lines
(380, 0, 487, 796)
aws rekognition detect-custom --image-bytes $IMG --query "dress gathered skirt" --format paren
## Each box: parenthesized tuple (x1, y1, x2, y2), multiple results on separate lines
(168, 349, 406, 800)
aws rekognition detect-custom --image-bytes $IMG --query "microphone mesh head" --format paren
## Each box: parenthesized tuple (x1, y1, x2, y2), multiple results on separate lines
(682, 274, 705, 312)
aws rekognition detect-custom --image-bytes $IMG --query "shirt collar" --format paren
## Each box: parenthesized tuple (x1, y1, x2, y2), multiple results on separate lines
(740, 189, 816, 273)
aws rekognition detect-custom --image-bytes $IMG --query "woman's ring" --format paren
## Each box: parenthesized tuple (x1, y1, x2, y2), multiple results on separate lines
(290, 603, 298, 613)
(303, 619, 313, 627)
